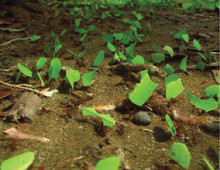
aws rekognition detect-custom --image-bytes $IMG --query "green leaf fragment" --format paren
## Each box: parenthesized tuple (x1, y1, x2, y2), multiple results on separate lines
(204, 85, 220, 98)
(60, 29, 66, 36)
(75, 18, 81, 28)
(113, 33, 124, 40)
(126, 43, 136, 57)
(151, 53, 165, 63)
(132, 55, 145, 64)
(118, 51, 126, 60)
(88, 25, 96, 32)
(194, 61, 205, 71)
(198, 52, 207, 61)
(163, 64, 175, 75)
(95, 157, 121, 170)
(48, 58, 61, 82)
(102, 34, 113, 43)
(193, 39, 202, 51)
(187, 93, 219, 112)
(168, 142, 190, 169)
(166, 78, 184, 100)
(174, 29, 186, 39)
(82, 107, 116, 127)
(179, 56, 188, 72)
(93, 51, 104, 66)
(165, 114, 176, 136)
(165, 74, 179, 86)
(107, 42, 116, 52)
(203, 156, 215, 170)
(129, 70, 158, 106)
(1, 151, 35, 170)
(163, 45, 174, 57)
(36, 57, 47, 70)
(30, 35, 41, 41)
(82, 70, 96, 87)
(66, 70, 80, 89)
(18, 63, 32, 77)
(181, 33, 189, 43)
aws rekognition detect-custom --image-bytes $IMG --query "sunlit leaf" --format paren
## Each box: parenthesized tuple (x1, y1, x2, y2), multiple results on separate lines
(95, 157, 121, 170)
(132, 55, 144, 64)
(165, 74, 178, 86)
(168, 142, 190, 169)
(204, 85, 220, 98)
(166, 78, 184, 100)
(118, 51, 127, 60)
(18, 63, 32, 77)
(82, 70, 96, 87)
(107, 42, 116, 52)
(181, 33, 189, 43)
(48, 58, 61, 82)
(193, 39, 202, 51)
(1, 152, 35, 170)
(163, 45, 174, 57)
(129, 70, 158, 106)
(187, 93, 219, 112)
(165, 114, 176, 136)
(179, 56, 188, 72)
(66, 70, 80, 89)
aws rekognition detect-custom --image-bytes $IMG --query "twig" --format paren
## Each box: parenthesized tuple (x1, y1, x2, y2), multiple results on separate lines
(0, 66, 18, 72)
(0, 37, 30, 47)
(0, 80, 44, 96)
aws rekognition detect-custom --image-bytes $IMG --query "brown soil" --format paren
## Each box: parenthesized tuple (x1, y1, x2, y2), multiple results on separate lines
(0, 1, 219, 169)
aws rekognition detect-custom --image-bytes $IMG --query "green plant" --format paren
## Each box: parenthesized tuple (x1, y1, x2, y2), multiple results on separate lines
(1, 152, 35, 170)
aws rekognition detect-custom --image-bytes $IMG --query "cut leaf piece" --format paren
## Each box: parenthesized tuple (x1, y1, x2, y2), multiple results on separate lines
(198, 52, 207, 61)
(203, 156, 215, 170)
(168, 142, 190, 169)
(93, 51, 104, 67)
(129, 70, 158, 106)
(82, 107, 116, 127)
(36, 57, 47, 70)
(193, 39, 202, 51)
(174, 29, 186, 39)
(107, 42, 116, 52)
(165, 114, 176, 136)
(151, 53, 165, 63)
(163, 45, 174, 57)
(66, 70, 80, 89)
(165, 75, 179, 86)
(30, 35, 41, 41)
(187, 93, 219, 112)
(48, 58, 61, 82)
(181, 33, 189, 43)
(118, 51, 127, 60)
(179, 56, 188, 72)
(95, 157, 121, 170)
(113, 33, 124, 40)
(194, 61, 205, 71)
(18, 63, 32, 77)
(132, 55, 145, 64)
(1, 152, 35, 170)
(204, 85, 220, 98)
(82, 70, 96, 87)
(163, 64, 175, 75)
(166, 78, 184, 100)
(102, 34, 113, 43)
(126, 43, 136, 57)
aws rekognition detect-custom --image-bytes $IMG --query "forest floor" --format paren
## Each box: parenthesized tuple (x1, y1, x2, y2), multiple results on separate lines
(0, 1, 219, 169)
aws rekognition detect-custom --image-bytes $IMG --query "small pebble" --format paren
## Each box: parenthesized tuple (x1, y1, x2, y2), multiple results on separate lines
(133, 111, 152, 125)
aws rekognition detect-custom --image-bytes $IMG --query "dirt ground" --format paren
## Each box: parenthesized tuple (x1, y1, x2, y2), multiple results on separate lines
(0, 0, 219, 169)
